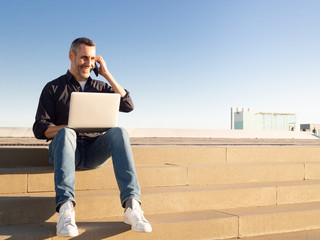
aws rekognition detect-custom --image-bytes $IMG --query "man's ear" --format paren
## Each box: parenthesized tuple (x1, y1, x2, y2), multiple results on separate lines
(68, 51, 73, 61)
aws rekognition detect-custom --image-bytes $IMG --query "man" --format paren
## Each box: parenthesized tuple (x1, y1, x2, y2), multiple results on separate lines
(33, 37, 152, 237)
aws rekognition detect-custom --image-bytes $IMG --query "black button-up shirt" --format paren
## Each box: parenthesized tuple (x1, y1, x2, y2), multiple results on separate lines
(33, 70, 134, 140)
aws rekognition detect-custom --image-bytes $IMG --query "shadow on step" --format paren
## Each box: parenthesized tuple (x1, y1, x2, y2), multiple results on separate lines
(0, 223, 53, 240)
(42, 221, 131, 239)
(0, 148, 50, 168)
(0, 196, 56, 225)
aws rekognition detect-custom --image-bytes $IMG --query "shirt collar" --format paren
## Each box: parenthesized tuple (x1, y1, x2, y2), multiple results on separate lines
(66, 70, 93, 85)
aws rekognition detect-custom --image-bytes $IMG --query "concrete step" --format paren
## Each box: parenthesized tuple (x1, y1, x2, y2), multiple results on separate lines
(223, 202, 320, 237)
(2, 203, 320, 239)
(0, 185, 273, 226)
(0, 210, 239, 240)
(0, 148, 50, 168)
(2, 146, 320, 168)
(226, 146, 320, 164)
(135, 146, 320, 165)
(0, 146, 226, 167)
(0, 164, 188, 194)
(2, 162, 317, 194)
(2, 180, 320, 226)
(240, 229, 320, 240)
(133, 146, 227, 165)
(2, 144, 320, 239)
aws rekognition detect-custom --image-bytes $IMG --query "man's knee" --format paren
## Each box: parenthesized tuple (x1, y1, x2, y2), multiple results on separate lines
(49, 128, 77, 165)
(108, 127, 129, 142)
(56, 127, 77, 140)
(52, 128, 77, 149)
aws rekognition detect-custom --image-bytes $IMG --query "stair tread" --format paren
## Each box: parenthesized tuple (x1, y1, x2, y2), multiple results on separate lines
(223, 201, 320, 215)
(2, 144, 320, 239)
(0, 162, 311, 193)
(2, 182, 320, 225)
(2, 179, 320, 197)
(0, 210, 238, 240)
(2, 206, 320, 239)
(3, 146, 320, 168)
(0, 161, 311, 171)
(240, 228, 320, 240)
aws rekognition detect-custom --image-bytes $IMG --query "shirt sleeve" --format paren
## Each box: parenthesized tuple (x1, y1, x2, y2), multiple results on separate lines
(103, 83, 134, 112)
(119, 89, 134, 113)
(32, 84, 55, 139)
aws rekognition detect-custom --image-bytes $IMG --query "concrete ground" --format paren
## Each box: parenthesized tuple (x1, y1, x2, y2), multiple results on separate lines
(1, 137, 320, 147)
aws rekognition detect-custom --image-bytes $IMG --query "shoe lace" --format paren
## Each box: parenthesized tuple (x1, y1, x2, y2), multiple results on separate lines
(132, 208, 148, 223)
(58, 211, 76, 227)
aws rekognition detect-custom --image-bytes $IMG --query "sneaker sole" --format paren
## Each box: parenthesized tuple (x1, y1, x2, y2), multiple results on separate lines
(57, 231, 79, 237)
(124, 218, 152, 233)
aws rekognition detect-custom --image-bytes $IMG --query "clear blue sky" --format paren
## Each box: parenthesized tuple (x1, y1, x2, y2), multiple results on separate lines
(1, 0, 320, 129)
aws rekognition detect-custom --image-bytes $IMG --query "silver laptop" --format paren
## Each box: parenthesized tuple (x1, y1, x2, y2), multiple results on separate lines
(68, 92, 120, 132)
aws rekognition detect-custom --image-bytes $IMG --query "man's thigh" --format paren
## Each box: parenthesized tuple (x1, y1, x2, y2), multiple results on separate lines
(81, 133, 113, 169)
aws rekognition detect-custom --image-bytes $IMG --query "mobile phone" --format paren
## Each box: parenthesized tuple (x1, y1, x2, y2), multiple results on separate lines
(93, 62, 99, 77)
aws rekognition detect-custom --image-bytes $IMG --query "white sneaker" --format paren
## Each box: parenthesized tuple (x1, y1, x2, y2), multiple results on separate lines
(56, 201, 79, 237)
(124, 206, 152, 232)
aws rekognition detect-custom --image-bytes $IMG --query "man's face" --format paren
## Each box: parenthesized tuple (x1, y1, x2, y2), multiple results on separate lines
(69, 44, 96, 81)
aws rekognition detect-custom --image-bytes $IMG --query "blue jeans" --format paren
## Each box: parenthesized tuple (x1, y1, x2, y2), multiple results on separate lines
(49, 127, 141, 212)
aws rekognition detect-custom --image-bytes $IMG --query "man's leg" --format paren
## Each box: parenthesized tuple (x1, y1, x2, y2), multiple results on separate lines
(85, 127, 140, 205)
(84, 127, 152, 232)
(49, 127, 79, 237)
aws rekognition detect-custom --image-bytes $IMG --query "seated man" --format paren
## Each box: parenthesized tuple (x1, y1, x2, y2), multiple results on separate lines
(33, 37, 152, 237)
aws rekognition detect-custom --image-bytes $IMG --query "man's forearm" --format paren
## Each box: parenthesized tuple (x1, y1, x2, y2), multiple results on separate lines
(101, 71, 126, 97)
(45, 125, 67, 139)
(95, 56, 127, 97)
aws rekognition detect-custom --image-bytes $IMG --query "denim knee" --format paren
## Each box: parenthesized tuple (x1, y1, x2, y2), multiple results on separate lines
(49, 127, 77, 165)
(56, 127, 77, 140)
(107, 127, 129, 143)
(55, 128, 77, 147)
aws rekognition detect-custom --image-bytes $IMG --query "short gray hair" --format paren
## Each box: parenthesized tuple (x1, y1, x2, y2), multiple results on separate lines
(70, 37, 95, 54)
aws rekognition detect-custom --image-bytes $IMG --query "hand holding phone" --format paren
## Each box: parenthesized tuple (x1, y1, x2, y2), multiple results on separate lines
(93, 62, 99, 77)
(93, 56, 127, 97)
(94, 56, 110, 78)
